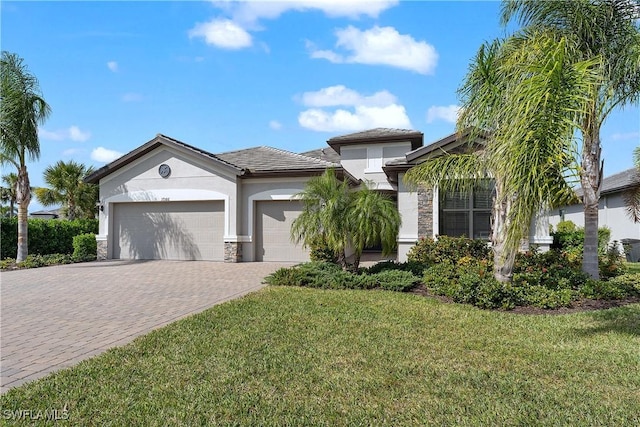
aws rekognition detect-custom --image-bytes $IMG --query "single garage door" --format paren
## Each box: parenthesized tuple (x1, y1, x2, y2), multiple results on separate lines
(112, 201, 224, 260)
(255, 200, 310, 262)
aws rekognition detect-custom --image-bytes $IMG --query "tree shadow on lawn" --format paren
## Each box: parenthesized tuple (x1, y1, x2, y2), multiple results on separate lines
(573, 304, 640, 337)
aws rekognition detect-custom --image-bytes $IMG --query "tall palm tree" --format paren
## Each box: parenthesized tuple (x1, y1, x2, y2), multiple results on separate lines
(34, 160, 98, 220)
(624, 146, 640, 222)
(405, 31, 596, 282)
(0, 52, 51, 261)
(500, 0, 640, 279)
(291, 169, 401, 270)
(0, 172, 18, 217)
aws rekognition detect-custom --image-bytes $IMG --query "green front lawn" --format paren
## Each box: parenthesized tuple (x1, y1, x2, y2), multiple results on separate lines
(627, 262, 640, 274)
(2, 287, 639, 426)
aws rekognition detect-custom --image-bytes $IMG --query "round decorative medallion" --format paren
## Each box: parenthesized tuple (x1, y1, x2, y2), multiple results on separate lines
(158, 163, 171, 178)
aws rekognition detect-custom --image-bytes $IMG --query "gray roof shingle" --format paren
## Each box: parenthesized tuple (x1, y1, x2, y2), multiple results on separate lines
(216, 146, 339, 172)
(327, 128, 423, 142)
(576, 168, 639, 196)
(300, 147, 341, 163)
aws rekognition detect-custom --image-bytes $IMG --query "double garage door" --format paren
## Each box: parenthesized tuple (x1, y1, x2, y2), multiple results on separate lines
(111, 200, 309, 262)
(112, 201, 225, 261)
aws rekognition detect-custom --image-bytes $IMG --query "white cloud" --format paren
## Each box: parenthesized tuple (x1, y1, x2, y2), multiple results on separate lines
(39, 126, 91, 142)
(426, 105, 461, 124)
(91, 147, 123, 163)
(189, 18, 252, 49)
(122, 92, 143, 102)
(68, 125, 91, 142)
(194, 1, 398, 50)
(300, 85, 396, 108)
(296, 85, 410, 132)
(223, 0, 397, 27)
(107, 61, 118, 72)
(299, 104, 411, 132)
(610, 131, 640, 141)
(309, 25, 438, 74)
(269, 120, 283, 130)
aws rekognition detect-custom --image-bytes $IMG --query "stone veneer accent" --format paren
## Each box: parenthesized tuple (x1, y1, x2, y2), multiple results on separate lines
(417, 186, 433, 239)
(224, 242, 242, 263)
(96, 239, 108, 261)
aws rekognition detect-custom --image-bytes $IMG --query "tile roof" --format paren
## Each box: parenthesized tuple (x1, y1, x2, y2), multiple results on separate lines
(300, 147, 341, 163)
(327, 128, 423, 142)
(216, 146, 339, 172)
(575, 168, 639, 196)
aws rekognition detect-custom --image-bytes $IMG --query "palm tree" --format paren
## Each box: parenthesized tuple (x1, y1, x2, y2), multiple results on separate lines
(624, 146, 640, 222)
(0, 172, 18, 217)
(500, 0, 640, 279)
(34, 160, 98, 220)
(405, 30, 596, 282)
(291, 169, 401, 270)
(0, 52, 51, 261)
(346, 186, 401, 270)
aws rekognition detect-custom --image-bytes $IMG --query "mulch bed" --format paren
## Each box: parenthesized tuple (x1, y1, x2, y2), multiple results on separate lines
(409, 284, 640, 315)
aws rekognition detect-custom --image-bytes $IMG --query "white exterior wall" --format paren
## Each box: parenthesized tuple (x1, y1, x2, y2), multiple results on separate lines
(98, 147, 239, 257)
(397, 172, 419, 262)
(340, 142, 411, 191)
(548, 193, 640, 260)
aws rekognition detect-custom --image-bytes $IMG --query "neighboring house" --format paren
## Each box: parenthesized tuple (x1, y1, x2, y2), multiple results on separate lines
(549, 168, 640, 261)
(29, 209, 60, 220)
(85, 128, 552, 262)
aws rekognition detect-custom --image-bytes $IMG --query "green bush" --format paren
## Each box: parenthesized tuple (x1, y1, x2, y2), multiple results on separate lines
(308, 235, 338, 263)
(581, 274, 640, 300)
(0, 253, 77, 270)
(264, 262, 418, 292)
(512, 249, 588, 290)
(551, 220, 612, 256)
(374, 270, 418, 292)
(0, 218, 98, 259)
(73, 233, 97, 261)
(599, 242, 628, 279)
(407, 236, 491, 266)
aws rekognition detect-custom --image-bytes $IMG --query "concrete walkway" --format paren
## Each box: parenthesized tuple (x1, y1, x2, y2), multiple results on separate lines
(0, 260, 288, 393)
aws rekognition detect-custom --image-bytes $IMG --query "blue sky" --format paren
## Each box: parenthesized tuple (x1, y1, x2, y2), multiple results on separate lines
(2, 1, 639, 212)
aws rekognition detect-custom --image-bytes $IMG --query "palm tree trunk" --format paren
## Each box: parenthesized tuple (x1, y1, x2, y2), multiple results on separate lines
(491, 180, 513, 283)
(581, 117, 601, 280)
(16, 165, 31, 262)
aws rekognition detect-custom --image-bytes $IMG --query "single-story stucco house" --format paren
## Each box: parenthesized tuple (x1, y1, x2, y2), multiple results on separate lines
(548, 168, 640, 261)
(85, 128, 553, 263)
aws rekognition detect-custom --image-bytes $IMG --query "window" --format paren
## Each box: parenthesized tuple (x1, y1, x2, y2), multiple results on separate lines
(365, 146, 383, 173)
(439, 181, 494, 239)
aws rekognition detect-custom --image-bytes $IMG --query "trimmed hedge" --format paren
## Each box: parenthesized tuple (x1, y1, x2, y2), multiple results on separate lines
(73, 233, 97, 261)
(1, 217, 98, 259)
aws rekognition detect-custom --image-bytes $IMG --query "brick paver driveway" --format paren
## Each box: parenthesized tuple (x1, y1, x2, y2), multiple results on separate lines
(0, 260, 289, 393)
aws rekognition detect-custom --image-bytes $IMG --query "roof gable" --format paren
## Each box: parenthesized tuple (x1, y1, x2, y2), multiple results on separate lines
(85, 134, 242, 184)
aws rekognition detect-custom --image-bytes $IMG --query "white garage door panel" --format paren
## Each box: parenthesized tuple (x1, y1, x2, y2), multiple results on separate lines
(113, 201, 224, 260)
(255, 201, 309, 262)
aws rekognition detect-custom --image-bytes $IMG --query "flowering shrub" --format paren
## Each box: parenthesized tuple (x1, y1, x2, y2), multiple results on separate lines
(407, 236, 491, 266)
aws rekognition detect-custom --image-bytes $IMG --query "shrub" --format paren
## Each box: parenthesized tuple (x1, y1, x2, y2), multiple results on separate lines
(407, 236, 491, 266)
(581, 274, 640, 300)
(72, 233, 97, 261)
(0, 218, 98, 258)
(599, 242, 627, 279)
(512, 249, 588, 289)
(551, 221, 612, 255)
(374, 270, 418, 292)
(308, 235, 338, 264)
(264, 262, 418, 292)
